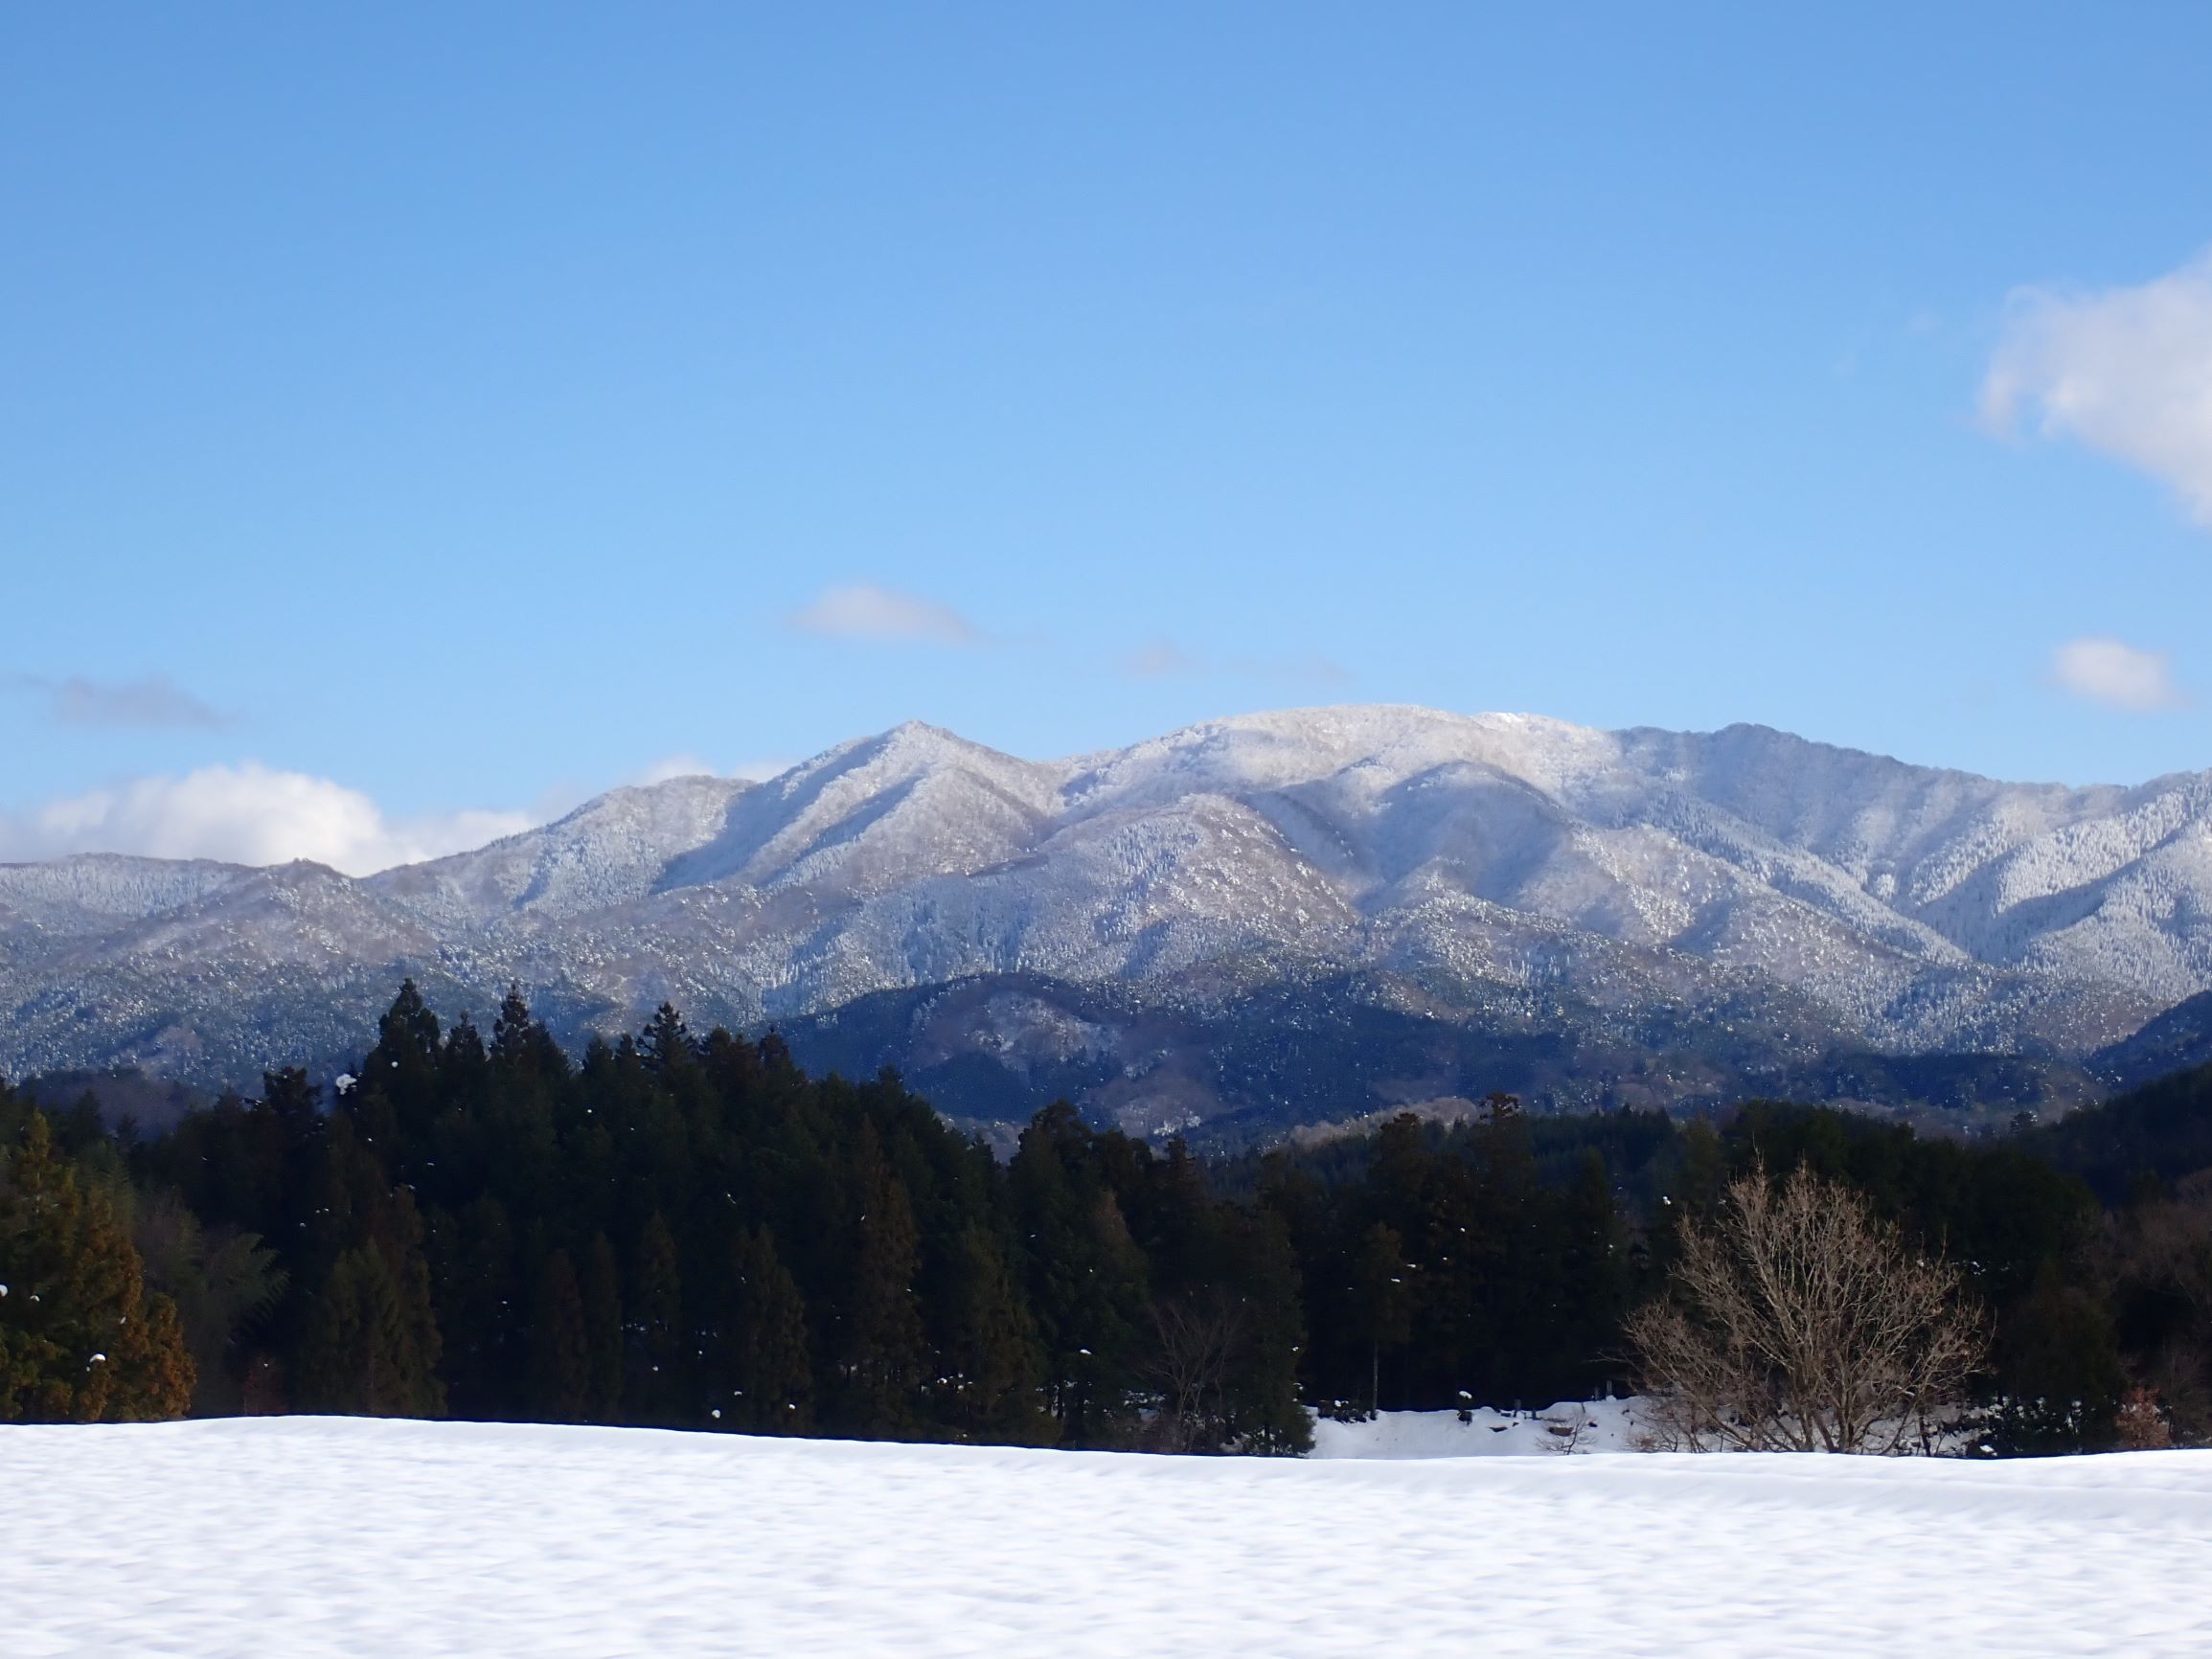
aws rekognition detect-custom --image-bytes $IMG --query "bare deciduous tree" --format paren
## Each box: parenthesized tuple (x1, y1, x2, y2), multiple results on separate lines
(1143, 1297, 1245, 1452)
(1627, 1162, 1986, 1454)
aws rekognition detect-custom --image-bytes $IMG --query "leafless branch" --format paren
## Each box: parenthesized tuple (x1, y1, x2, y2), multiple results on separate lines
(1627, 1162, 1986, 1454)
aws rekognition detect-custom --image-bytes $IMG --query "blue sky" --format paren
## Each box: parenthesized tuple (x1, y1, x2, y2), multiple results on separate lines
(6, 4, 2212, 871)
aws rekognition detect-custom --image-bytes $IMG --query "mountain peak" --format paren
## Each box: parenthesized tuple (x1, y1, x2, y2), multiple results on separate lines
(9, 704, 2212, 1096)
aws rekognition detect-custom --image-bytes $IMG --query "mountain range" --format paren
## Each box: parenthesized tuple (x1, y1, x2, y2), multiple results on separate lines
(9, 704, 2212, 1138)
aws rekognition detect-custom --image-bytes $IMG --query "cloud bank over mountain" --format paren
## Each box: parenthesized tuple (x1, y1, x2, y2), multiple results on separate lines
(0, 762, 537, 876)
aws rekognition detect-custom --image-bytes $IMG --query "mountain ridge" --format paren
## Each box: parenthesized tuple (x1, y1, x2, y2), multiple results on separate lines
(6, 703, 2212, 1125)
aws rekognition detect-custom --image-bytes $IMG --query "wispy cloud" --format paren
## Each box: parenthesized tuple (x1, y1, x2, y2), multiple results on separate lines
(3, 671, 234, 730)
(788, 583, 981, 647)
(0, 763, 537, 875)
(1228, 651, 1353, 689)
(1982, 251, 2212, 524)
(2048, 636, 2189, 713)
(1121, 639, 1352, 688)
(1124, 641, 1205, 679)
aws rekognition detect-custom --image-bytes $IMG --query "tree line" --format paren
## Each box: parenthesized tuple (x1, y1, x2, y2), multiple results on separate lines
(5, 981, 2210, 1450)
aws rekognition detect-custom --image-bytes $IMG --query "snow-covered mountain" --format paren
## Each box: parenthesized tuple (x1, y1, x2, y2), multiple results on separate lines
(7, 705, 2212, 1120)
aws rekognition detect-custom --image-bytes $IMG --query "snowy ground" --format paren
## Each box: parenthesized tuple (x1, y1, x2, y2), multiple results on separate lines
(5, 1418, 2209, 1657)
(1311, 1397, 1649, 1456)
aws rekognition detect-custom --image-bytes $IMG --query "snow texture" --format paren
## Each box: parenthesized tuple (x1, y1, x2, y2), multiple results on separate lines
(1309, 1397, 1650, 1456)
(10, 704, 2212, 1081)
(3, 1416, 2208, 1657)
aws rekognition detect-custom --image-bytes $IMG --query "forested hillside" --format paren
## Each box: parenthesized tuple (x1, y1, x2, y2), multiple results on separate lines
(7, 982, 2210, 1450)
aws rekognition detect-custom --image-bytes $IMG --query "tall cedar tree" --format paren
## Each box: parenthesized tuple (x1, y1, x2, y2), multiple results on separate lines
(582, 1230, 626, 1420)
(718, 1225, 814, 1432)
(942, 1223, 1049, 1442)
(841, 1124, 929, 1435)
(1008, 1105, 1150, 1445)
(0, 1114, 194, 1420)
(630, 1212, 685, 1424)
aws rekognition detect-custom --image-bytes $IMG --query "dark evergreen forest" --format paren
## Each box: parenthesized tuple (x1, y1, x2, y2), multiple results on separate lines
(8, 981, 2212, 1451)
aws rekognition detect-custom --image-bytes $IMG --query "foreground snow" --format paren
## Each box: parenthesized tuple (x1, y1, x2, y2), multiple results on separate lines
(4, 1419, 2209, 1657)
(1311, 1398, 1649, 1456)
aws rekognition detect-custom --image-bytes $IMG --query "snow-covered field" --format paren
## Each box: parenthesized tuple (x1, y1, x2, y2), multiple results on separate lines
(1311, 1397, 1648, 1456)
(6, 1418, 2209, 1657)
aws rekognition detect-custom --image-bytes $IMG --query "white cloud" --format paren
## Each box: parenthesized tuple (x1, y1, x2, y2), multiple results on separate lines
(1982, 251, 2212, 523)
(788, 583, 981, 647)
(0, 763, 537, 876)
(2048, 636, 2188, 713)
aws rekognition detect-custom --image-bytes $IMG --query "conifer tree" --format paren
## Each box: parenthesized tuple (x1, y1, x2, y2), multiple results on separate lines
(131, 1192, 285, 1415)
(582, 1229, 625, 1420)
(294, 1246, 423, 1415)
(1009, 1107, 1150, 1444)
(528, 1249, 590, 1420)
(639, 1004, 695, 1076)
(366, 980, 445, 1146)
(490, 984, 568, 1084)
(383, 1188, 446, 1412)
(1552, 1148, 1630, 1399)
(1217, 1209, 1312, 1454)
(724, 1225, 813, 1432)
(431, 1193, 517, 1417)
(439, 1011, 490, 1132)
(0, 1115, 194, 1421)
(942, 1223, 1047, 1442)
(841, 1124, 928, 1435)
(262, 1066, 321, 1141)
(292, 1184, 445, 1418)
(630, 1211, 685, 1423)
(1351, 1221, 1413, 1414)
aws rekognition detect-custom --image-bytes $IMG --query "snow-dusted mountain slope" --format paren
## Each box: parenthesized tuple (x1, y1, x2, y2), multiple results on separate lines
(5, 705, 2211, 1100)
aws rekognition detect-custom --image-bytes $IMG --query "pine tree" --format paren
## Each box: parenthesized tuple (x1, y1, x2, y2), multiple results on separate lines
(528, 1249, 590, 1420)
(383, 1188, 446, 1414)
(490, 984, 567, 1084)
(292, 1188, 444, 1418)
(294, 1247, 410, 1414)
(942, 1223, 1047, 1442)
(431, 1193, 516, 1417)
(582, 1229, 625, 1420)
(841, 1124, 928, 1436)
(439, 1011, 490, 1134)
(1552, 1148, 1630, 1400)
(365, 980, 445, 1146)
(131, 1192, 285, 1416)
(630, 1211, 685, 1423)
(724, 1225, 813, 1433)
(0, 1115, 194, 1421)
(1218, 1209, 1312, 1454)
(1351, 1221, 1413, 1414)
(639, 1004, 695, 1076)
(1009, 1106, 1150, 1444)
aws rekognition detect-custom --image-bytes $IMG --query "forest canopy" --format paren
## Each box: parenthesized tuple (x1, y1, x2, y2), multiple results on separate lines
(5, 981, 2208, 1452)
